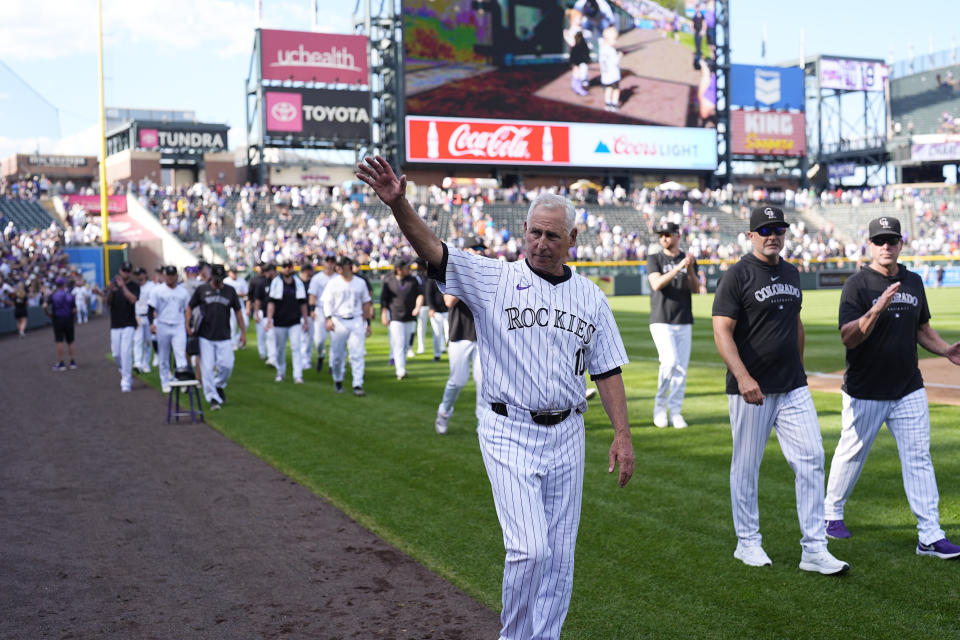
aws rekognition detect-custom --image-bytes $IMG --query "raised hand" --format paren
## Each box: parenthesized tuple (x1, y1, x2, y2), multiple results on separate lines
(356, 156, 407, 208)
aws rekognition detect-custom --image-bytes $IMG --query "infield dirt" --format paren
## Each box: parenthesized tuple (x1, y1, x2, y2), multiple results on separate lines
(807, 357, 960, 406)
(0, 316, 500, 639)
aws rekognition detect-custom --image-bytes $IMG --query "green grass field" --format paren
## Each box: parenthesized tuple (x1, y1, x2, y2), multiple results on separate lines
(148, 289, 960, 639)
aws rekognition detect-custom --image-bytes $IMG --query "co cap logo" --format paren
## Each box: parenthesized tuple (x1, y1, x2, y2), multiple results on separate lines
(879, 217, 890, 228)
(764, 207, 776, 218)
(270, 101, 298, 122)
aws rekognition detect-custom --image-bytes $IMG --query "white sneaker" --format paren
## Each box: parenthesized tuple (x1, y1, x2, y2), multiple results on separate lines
(734, 543, 772, 567)
(274, 374, 283, 383)
(407, 348, 416, 358)
(162, 385, 171, 393)
(799, 549, 849, 575)
(293, 378, 303, 384)
(653, 410, 668, 428)
(672, 414, 688, 429)
(435, 410, 450, 435)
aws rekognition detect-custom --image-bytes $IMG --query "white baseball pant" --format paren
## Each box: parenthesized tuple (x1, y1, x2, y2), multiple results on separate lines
(256, 310, 277, 365)
(329, 317, 365, 388)
(313, 308, 329, 361)
(110, 326, 135, 392)
(255, 310, 268, 359)
(438, 339, 482, 422)
(199, 337, 234, 404)
(429, 311, 449, 358)
(389, 320, 416, 378)
(416, 306, 429, 354)
(229, 310, 247, 350)
(133, 316, 151, 371)
(273, 324, 306, 382)
(478, 405, 585, 640)
(300, 315, 315, 371)
(825, 389, 945, 544)
(649, 322, 692, 417)
(728, 386, 828, 552)
(156, 323, 187, 389)
(77, 301, 89, 323)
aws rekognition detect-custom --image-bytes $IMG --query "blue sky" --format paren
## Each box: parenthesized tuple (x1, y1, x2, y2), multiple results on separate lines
(0, 0, 956, 161)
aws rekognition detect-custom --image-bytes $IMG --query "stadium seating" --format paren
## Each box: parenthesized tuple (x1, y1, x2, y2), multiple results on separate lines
(0, 197, 60, 231)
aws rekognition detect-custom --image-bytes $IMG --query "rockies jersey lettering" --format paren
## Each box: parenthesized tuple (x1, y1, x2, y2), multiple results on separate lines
(433, 244, 627, 412)
(753, 282, 801, 302)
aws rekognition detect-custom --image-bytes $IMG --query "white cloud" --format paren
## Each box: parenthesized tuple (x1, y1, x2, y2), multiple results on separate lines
(0, 124, 102, 159)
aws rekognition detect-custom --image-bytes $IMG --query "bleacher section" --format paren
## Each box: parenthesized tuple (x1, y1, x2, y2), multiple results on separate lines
(0, 197, 60, 231)
(889, 64, 960, 134)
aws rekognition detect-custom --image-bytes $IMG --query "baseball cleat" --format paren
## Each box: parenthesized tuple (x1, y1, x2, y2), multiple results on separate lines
(672, 414, 688, 429)
(585, 388, 598, 400)
(334, 381, 344, 393)
(435, 410, 450, 435)
(826, 519, 852, 539)
(653, 410, 668, 428)
(316, 357, 324, 372)
(353, 386, 366, 397)
(274, 374, 283, 383)
(916, 538, 960, 559)
(799, 550, 849, 575)
(734, 543, 772, 567)
(210, 401, 222, 411)
(162, 385, 171, 394)
(294, 378, 303, 384)
(217, 387, 226, 403)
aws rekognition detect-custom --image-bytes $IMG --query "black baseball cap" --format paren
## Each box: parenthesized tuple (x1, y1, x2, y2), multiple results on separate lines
(868, 216, 902, 242)
(324, 254, 337, 263)
(119, 261, 133, 272)
(393, 256, 411, 269)
(749, 206, 787, 232)
(133, 267, 147, 275)
(337, 255, 354, 268)
(163, 265, 178, 275)
(210, 264, 226, 278)
(655, 222, 680, 235)
(464, 235, 486, 250)
(301, 261, 314, 271)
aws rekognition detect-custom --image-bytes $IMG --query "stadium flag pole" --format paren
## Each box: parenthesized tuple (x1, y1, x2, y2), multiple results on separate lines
(97, 0, 111, 277)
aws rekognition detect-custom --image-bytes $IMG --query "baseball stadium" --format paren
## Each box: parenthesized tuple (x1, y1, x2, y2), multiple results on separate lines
(3, 1, 960, 639)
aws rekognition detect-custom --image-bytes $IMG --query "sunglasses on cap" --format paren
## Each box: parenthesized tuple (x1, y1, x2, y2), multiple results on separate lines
(755, 226, 786, 237)
(871, 236, 900, 247)
(658, 232, 674, 238)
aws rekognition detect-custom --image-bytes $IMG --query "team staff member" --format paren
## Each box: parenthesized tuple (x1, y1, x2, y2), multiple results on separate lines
(308, 255, 337, 371)
(358, 156, 634, 640)
(320, 256, 373, 396)
(824, 216, 960, 559)
(647, 221, 700, 429)
(106, 262, 140, 392)
(44, 276, 77, 371)
(150, 265, 191, 394)
(223, 265, 249, 351)
(187, 264, 245, 410)
(266, 260, 309, 384)
(381, 257, 422, 380)
(424, 273, 449, 361)
(434, 238, 487, 435)
(712, 206, 848, 575)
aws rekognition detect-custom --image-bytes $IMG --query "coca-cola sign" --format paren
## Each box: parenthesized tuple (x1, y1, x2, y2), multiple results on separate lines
(406, 117, 570, 165)
(260, 29, 368, 85)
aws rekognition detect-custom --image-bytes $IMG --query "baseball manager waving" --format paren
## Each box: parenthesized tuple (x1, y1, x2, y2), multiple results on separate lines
(357, 156, 634, 640)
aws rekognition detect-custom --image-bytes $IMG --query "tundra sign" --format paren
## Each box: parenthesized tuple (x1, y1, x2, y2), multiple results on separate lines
(136, 125, 228, 152)
(265, 88, 371, 142)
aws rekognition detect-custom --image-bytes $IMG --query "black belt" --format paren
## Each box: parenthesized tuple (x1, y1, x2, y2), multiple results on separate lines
(338, 316, 354, 320)
(491, 402, 572, 426)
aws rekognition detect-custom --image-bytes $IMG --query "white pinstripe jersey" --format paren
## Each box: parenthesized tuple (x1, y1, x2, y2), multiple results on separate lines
(319, 275, 371, 319)
(438, 245, 628, 412)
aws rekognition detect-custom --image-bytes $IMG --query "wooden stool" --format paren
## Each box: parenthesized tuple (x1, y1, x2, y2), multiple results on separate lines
(167, 379, 205, 423)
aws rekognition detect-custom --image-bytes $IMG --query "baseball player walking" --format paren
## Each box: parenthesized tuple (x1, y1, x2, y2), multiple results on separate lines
(297, 261, 316, 373)
(247, 263, 271, 362)
(132, 268, 153, 374)
(149, 266, 191, 393)
(187, 264, 245, 410)
(320, 256, 373, 396)
(358, 156, 634, 640)
(223, 265, 249, 351)
(647, 221, 701, 429)
(423, 274, 449, 361)
(381, 257, 422, 380)
(308, 255, 337, 372)
(434, 237, 487, 435)
(712, 206, 849, 575)
(824, 216, 960, 559)
(265, 260, 309, 384)
(106, 262, 140, 393)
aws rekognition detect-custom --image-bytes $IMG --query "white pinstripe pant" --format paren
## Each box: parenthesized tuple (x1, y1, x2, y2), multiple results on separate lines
(478, 405, 585, 640)
(728, 386, 828, 552)
(649, 322, 692, 416)
(825, 388, 945, 544)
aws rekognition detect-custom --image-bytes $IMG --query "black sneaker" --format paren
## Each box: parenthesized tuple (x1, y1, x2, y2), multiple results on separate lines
(316, 356, 324, 372)
(353, 386, 366, 397)
(217, 387, 226, 403)
(210, 400, 222, 411)
(69, 360, 78, 370)
(334, 381, 344, 393)
(52, 361, 66, 372)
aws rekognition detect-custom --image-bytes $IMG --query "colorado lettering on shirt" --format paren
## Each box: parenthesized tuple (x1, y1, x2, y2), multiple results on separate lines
(753, 282, 801, 302)
(872, 291, 919, 307)
(504, 306, 596, 344)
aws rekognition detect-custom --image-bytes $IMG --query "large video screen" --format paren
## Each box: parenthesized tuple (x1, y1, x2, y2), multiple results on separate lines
(403, 0, 718, 169)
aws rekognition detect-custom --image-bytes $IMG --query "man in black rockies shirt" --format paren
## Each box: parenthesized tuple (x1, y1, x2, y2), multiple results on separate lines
(824, 216, 960, 559)
(107, 261, 140, 392)
(187, 264, 245, 410)
(647, 221, 701, 429)
(381, 256, 423, 380)
(712, 206, 848, 576)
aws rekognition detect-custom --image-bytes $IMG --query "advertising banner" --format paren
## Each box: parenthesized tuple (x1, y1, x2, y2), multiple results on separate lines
(260, 29, 368, 85)
(819, 58, 888, 92)
(63, 194, 127, 213)
(911, 134, 960, 162)
(406, 116, 717, 170)
(265, 88, 371, 141)
(136, 126, 228, 152)
(729, 64, 805, 110)
(63, 246, 105, 288)
(828, 162, 858, 180)
(730, 109, 806, 157)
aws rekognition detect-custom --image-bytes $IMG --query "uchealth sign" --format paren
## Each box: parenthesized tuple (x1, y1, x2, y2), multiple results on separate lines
(260, 29, 368, 85)
(405, 116, 716, 170)
(265, 88, 371, 141)
(730, 109, 806, 157)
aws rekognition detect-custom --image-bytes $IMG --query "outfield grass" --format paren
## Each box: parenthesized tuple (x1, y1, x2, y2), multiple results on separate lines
(149, 289, 960, 639)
